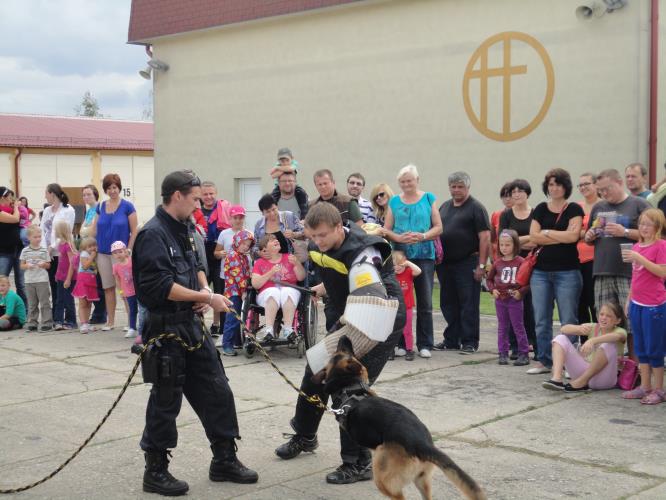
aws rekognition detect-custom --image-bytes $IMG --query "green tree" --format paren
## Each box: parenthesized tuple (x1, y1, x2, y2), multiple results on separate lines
(74, 91, 103, 117)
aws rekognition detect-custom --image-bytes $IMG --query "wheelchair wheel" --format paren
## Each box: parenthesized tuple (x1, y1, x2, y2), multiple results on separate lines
(303, 296, 318, 349)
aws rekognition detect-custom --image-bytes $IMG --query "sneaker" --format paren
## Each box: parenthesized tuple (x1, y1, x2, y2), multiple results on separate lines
(418, 349, 431, 359)
(459, 345, 477, 354)
(275, 434, 318, 459)
(40, 325, 53, 332)
(526, 364, 551, 375)
(53, 324, 64, 331)
(325, 462, 372, 484)
(209, 324, 220, 338)
(542, 379, 565, 391)
(498, 353, 509, 365)
(564, 383, 591, 393)
(394, 347, 407, 357)
(26, 326, 38, 332)
(513, 354, 530, 366)
(124, 328, 138, 339)
(222, 347, 237, 356)
(405, 350, 415, 361)
(433, 341, 459, 351)
(80, 324, 90, 334)
(101, 325, 114, 331)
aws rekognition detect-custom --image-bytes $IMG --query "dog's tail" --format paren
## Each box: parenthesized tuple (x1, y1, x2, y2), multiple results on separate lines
(423, 446, 486, 500)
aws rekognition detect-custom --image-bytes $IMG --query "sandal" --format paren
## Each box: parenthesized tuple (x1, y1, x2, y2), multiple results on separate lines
(622, 386, 650, 399)
(641, 390, 666, 405)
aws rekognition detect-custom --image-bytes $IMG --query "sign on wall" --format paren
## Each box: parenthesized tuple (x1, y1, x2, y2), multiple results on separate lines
(463, 31, 555, 142)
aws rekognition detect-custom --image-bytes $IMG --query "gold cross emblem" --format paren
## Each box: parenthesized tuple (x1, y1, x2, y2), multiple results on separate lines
(463, 32, 555, 142)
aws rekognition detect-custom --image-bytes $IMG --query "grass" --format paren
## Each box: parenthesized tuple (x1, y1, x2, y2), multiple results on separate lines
(431, 282, 560, 321)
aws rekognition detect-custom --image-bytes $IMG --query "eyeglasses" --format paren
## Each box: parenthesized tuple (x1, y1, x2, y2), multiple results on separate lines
(374, 192, 386, 200)
(577, 182, 593, 188)
(348, 181, 364, 186)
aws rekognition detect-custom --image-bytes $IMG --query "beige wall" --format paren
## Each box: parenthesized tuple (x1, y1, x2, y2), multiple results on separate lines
(151, 0, 662, 211)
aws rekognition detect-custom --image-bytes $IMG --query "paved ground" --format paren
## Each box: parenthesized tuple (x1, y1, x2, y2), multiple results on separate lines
(1, 306, 665, 500)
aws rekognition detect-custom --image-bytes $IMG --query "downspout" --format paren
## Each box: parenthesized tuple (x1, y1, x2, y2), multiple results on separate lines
(648, 0, 659, 185)
(13, 148, 22, 195)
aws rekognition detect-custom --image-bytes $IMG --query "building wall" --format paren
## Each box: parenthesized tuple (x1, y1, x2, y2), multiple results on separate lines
(6, 149, 155, 225)
(151, 0, 660, 211)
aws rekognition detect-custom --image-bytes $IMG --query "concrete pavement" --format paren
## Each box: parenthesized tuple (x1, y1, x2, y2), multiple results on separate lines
(1, 308, 665, 499)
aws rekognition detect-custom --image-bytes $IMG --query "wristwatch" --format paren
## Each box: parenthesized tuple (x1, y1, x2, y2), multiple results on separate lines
(478, 263, 486, 270)
(624, 228, 629, 237)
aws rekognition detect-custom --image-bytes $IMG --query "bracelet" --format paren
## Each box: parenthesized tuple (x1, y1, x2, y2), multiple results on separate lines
(207, 289, 214, 305)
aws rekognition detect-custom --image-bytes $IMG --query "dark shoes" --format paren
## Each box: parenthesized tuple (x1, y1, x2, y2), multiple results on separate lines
(433, 342, 459, 351)
(498, 353, 509, 365)
(275, 433, 319, 459)
(405, 350, 415, 361)
(509, 352, 519, 361)
(542, 379, 565, 391)
(209, 441, 258, 483)
(459, 345, 477, 354)
(513, 354, 530, 366)
(564, 383, 591, 393)
(209, 324, 220, 338)
(143, 450, 189, 496)
(325, 461, 373, 484)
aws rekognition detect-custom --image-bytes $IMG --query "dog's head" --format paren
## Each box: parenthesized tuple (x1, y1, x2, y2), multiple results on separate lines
(311, 336, 369, 395)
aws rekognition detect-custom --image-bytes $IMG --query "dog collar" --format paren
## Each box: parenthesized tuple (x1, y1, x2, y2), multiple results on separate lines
(331, 382, 371, 431)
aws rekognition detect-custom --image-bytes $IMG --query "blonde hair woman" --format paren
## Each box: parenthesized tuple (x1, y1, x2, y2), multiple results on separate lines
(369, 183, 394, 226)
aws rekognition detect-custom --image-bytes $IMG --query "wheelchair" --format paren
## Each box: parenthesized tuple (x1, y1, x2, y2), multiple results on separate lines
(240, 282, 318, 358)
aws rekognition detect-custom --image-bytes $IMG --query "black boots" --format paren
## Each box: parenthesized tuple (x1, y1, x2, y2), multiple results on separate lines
(209, 440, 259, 483)
(143, 450, 189, 496)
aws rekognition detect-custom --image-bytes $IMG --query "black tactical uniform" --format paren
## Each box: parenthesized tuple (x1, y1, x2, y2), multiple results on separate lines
(275, 224, 406, 484)
(133, 204, 257, 496)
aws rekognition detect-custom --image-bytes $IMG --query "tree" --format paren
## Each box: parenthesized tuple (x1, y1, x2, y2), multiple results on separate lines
(74, 91, 103, 117)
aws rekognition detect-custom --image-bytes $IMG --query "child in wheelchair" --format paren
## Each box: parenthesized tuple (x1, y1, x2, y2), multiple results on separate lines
(251, 234, 306, 341)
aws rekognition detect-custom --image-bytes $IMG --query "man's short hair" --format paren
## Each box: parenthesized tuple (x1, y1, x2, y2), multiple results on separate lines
(278, 172, 296, 182)
(201, 181, 216, 189)
(347, 173, 365, 186)
(625, 162, 648, 177)
(313, 169, 334, 182)
(305, 202, 342, 229)
(161, 170, 201, 204)
(448, 171, 471, 187)
(597, 169, 623, 183)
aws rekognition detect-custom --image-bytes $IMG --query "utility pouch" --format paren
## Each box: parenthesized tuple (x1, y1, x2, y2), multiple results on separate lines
(141, 342, 160, 384)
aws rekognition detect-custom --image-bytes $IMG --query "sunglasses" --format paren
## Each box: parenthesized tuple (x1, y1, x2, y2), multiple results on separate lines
(179, 170, 201, 189)
(374, 192, 386, 200)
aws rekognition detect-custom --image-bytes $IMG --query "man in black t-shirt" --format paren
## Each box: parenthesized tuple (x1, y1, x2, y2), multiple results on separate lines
(433, 172, 490, 353)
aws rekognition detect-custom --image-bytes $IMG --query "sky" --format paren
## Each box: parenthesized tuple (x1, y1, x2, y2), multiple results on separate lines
(0, 0, 151, 121)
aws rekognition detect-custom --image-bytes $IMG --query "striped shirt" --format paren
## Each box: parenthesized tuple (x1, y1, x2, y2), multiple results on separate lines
(19, 246, 50, 283)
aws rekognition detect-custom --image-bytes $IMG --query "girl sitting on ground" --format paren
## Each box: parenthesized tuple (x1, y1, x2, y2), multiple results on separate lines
(621, 208, 666, 404)
(542, 302, 626, 392)
(251, 234, 305, 341)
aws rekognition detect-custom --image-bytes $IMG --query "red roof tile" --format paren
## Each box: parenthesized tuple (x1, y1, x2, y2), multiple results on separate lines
(128, 0, 363, 43)
(0, 114, 153, 151)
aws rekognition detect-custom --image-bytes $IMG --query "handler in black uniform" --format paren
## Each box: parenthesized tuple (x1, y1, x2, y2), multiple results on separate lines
(275, 202, 405, 484)
(133, 170, 258, 496)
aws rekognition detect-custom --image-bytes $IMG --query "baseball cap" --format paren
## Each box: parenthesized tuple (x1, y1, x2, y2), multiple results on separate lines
(229, 205, 246, 217)
(110, 241, 127, 252)
(277, 147, 292, 160)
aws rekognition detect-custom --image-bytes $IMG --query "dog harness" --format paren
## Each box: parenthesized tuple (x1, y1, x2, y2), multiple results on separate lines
(331, 381, 371, 431)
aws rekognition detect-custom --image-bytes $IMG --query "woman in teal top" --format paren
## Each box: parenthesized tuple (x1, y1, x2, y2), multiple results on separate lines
(384, 164, 442, 358)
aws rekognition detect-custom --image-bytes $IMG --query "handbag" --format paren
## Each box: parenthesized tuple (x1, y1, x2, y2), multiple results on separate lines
(515, 203, 568, 287)
(617, 357, 640, 390)
(433, 237, 444, 265)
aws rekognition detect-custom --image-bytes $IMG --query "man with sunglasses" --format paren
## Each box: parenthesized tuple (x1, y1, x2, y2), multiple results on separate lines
(133, 170, 258, 496)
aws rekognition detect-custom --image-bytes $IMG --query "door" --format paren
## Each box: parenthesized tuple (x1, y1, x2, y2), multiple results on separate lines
(238, 178, 262, 232)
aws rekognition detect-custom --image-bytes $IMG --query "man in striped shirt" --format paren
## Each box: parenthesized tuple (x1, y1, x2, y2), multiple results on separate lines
(346, 173, 375, 223)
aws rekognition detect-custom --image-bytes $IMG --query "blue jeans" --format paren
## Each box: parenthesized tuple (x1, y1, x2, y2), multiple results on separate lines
(530, 268, 582, 368)
(0, 253, 26, 305)
(126, 295, 138, 330)
(222, 296, 242, 349)
(436, 255, 481, 349)
(54, 280, 77, 327)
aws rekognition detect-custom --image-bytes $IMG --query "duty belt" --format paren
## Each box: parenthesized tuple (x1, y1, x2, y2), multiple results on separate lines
(148, 309, 195, 326)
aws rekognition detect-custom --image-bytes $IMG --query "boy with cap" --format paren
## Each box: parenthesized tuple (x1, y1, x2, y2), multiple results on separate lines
(270, 147, 309, 219)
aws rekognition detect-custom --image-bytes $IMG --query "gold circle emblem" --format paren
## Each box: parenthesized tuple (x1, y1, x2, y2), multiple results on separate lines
(463, 31, 555, 142)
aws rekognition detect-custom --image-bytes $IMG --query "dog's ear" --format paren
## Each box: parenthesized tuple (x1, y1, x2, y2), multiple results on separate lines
(336, 335, 354, 355)
(311, 368, 327, 385)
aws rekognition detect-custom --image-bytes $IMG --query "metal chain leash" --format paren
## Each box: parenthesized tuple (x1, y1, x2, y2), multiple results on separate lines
(0, 308, 335, 494)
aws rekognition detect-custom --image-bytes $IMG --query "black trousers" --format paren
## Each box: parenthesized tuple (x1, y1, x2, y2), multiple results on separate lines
(140, 335, 239, 451)
(292, 306, 405, 464)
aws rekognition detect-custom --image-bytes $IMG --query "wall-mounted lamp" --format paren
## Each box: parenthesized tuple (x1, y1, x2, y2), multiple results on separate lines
(576, 0, 627, 20)
(139, 66, 152, 80)
(147, 58, 169, 72)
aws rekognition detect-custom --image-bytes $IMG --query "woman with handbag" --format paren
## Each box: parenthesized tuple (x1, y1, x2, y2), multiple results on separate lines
(542, 302, 627, 392)
(527, 168, 584, 375)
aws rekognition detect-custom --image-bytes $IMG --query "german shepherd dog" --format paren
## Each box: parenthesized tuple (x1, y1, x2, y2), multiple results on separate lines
(313, 336, 486, 500)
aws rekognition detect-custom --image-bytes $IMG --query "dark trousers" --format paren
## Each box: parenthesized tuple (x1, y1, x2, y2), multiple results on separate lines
(578, 260, 597, 324)
(436, 255, 481, 349)
(411, 259, 434, 350)
(48, 256, 58, 317)
(54, 279, 77, 327)
(140, 335, 239, 451)
(90, 273, 107, 323)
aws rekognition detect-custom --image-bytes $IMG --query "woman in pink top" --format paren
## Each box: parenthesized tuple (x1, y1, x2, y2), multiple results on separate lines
(621, 208, 666, 404)
(251, 234, 305, 341)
